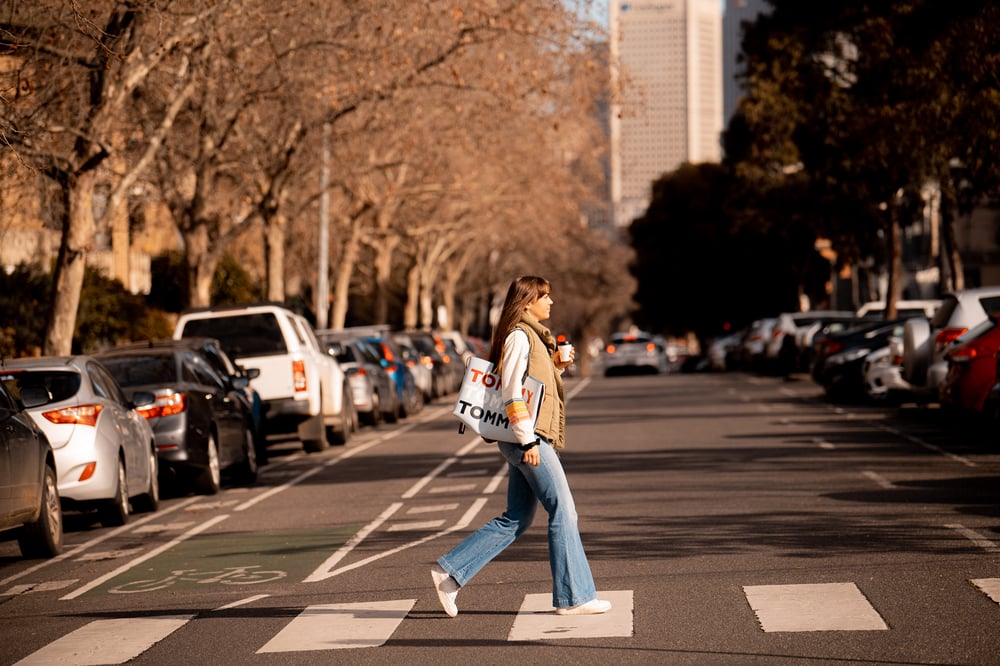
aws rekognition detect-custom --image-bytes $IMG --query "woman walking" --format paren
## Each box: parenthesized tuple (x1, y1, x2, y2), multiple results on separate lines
(431, 275, 611, 617)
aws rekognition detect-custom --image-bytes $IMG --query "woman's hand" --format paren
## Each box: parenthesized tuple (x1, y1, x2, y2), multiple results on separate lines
(521, 447, 540, 466)
(553, 348, 575, 370)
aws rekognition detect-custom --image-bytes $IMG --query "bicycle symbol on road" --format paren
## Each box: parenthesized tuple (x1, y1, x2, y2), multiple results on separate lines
(109, 565, 287, 594)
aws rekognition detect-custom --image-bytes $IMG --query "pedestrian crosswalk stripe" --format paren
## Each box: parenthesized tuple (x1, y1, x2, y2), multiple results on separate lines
(256, 600, 416, 652)
(744, 583, 888, 632)
(972, 578, 1000, 605)
(13, 615, 193, 666)
(507, 590, 633, 641)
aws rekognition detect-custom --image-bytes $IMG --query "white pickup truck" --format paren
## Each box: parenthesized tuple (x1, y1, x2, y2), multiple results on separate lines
(174, 304, 354, 453)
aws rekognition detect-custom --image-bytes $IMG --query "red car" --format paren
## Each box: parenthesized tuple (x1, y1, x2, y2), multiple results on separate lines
(939, 316, 1000, 413)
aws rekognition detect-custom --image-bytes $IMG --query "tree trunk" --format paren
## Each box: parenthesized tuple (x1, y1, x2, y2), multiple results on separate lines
(44, 171, 95, 355)
(264, 212, 288, 302)
(941, 203, 965, 292)
(884, 206, 903, 320)
(183, 224, 217, 308)
(329, 216, 363, 330)
(403, 261, 420, 329)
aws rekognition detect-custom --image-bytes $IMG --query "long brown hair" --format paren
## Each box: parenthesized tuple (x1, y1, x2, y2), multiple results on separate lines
(489, 276, 551, 366)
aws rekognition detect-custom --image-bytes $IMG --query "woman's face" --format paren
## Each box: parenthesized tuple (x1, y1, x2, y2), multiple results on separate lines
(526, 291, 553, 321)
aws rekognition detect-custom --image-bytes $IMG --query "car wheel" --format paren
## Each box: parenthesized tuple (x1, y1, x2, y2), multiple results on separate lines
(99, 458, 130, 527)
(132, 444, 160, 513)
(18, 464, 63, 558)
(902, 318, 931, 385)
(194, 432, 222, 495)
(325, 390, 351, 446)
(233, 427, 258, 485)
(366, 391, 383, 427)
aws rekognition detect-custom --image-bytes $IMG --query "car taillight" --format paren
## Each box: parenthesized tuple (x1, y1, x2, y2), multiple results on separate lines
(381, 344, 396, 362)
(420, 355, 434, 369)
(292, 359, 307, 392)
(935, 327, 968, 351)
(41, 403, 103, 426)
(646, 343, 656, 352)
(606, 344, 617, 353)
(78, 462, 97, 482)
(136, 392, 187, 419)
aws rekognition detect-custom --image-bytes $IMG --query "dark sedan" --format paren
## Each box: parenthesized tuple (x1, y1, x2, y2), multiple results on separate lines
(812, 319, 908, 401)
(0, 382, 62, 558)
(95, 346, 258, 495)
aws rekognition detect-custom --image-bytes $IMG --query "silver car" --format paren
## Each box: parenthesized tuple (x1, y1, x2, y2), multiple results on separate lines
(601, 330, 669, 376)
(0, 356, 159, 527)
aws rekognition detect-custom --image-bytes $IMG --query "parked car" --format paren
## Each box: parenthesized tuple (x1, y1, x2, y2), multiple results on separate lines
(707, 331, 743, 371)
(0, 356, 159, 527)
(856, 299, 942, 321)
(173, 303, 354, 452)
(812, 319, 907, 401)
(321, 335, 399, 427)
(765, 310, 856, 374)
(403, 330, 460, 398)
(113, 338, 268, 466)
(902, 287, 1000, 401)
(0, 381, 62, 558)
(862, 337, 912, 404)
(737, 318, 777, 371)
(939, 316, 1000, 415)
(94, 345, 259, 495)
(391, 332, 435, 402)
(363, 334, 424, 418)
(601, 329, 668, 376)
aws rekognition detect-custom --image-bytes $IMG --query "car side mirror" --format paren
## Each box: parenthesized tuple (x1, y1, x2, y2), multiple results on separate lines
(20, 386, 49, 409)
(243, 367, 260, 380)
(231, 376, 250, 390)
(130, 390, 156, 409)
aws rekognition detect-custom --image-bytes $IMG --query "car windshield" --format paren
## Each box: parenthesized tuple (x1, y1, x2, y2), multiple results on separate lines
(0, 370, 81, 403)
(180, 313, 287, 357)
(99, 355, 176, 386)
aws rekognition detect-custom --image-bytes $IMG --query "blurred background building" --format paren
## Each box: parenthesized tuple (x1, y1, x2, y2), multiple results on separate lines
(609, 0, 724, 229)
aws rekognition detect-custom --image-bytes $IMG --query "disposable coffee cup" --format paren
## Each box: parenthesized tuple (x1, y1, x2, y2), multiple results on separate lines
(557, 341, 573, 363)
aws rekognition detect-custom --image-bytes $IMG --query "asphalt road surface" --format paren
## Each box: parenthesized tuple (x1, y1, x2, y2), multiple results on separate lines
(1, 370, 999, 665)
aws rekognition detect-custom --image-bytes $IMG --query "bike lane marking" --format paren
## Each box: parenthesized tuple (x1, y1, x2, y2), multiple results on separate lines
(257, 599, 416, 652)
(60, 515, 230, 600)
(13, 615, 194, 666)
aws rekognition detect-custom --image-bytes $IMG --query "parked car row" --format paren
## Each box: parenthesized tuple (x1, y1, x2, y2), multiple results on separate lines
(715, 288, 1000, 426)
(1, 300, 478, 560)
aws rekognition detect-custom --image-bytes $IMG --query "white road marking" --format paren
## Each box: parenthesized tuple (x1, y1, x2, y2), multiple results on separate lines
(861, 470, 895, 489)
(256, 600, 415, 652)
(946, 523, 1000, 553)
(1, 580, 77, 596)
(387, 520, 446, 531)
(13, 615, 193, 665)
(214, 594, 270, 610)
(429, 483, 478, 494)
(507, 590, 633, 641)
(303, 503, 403, 582)
(77, 548, 146, 562)
(406, 503, 458, 514)
(132, 522, 196, 534)
(971, 578, 1000, 605)
(447, 468, 491, 477)
(743, 583, 888, 632)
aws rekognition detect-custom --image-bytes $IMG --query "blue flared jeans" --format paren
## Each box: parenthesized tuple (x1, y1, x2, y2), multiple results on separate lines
(437, 438, 598, 608)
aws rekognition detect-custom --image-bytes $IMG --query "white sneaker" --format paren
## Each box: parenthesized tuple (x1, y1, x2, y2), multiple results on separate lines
(431, 564, 459, 617)
(555, 598, 612, 615)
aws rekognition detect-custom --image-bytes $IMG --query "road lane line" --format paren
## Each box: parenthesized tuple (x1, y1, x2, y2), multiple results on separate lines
(407, 503, 459, 514)
(303, 503, 403, 582)
(861, 470, 895, 489)
(60, 515, 230, 600)
(0, 495, 204, 589)
(946, 523, 1000, 553)
(214, 594, 270, 610)
(743, 583, 888, 632)
(304, 498, 489, 581)
(388, 520, 446, 531)
(257, 600, 416, 652)
(14, 615, 194, 666)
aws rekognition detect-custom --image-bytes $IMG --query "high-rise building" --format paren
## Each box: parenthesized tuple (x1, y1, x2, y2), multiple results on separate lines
(723, 0, 768, 124)
(609, 0, 723, 228)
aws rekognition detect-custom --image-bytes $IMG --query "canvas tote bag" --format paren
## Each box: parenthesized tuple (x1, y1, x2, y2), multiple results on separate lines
(453, 356, 544, 442)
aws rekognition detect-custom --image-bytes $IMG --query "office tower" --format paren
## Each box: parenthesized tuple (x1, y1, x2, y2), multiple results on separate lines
(609, 0, 723, 228)
(723, 0, 768, 124)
